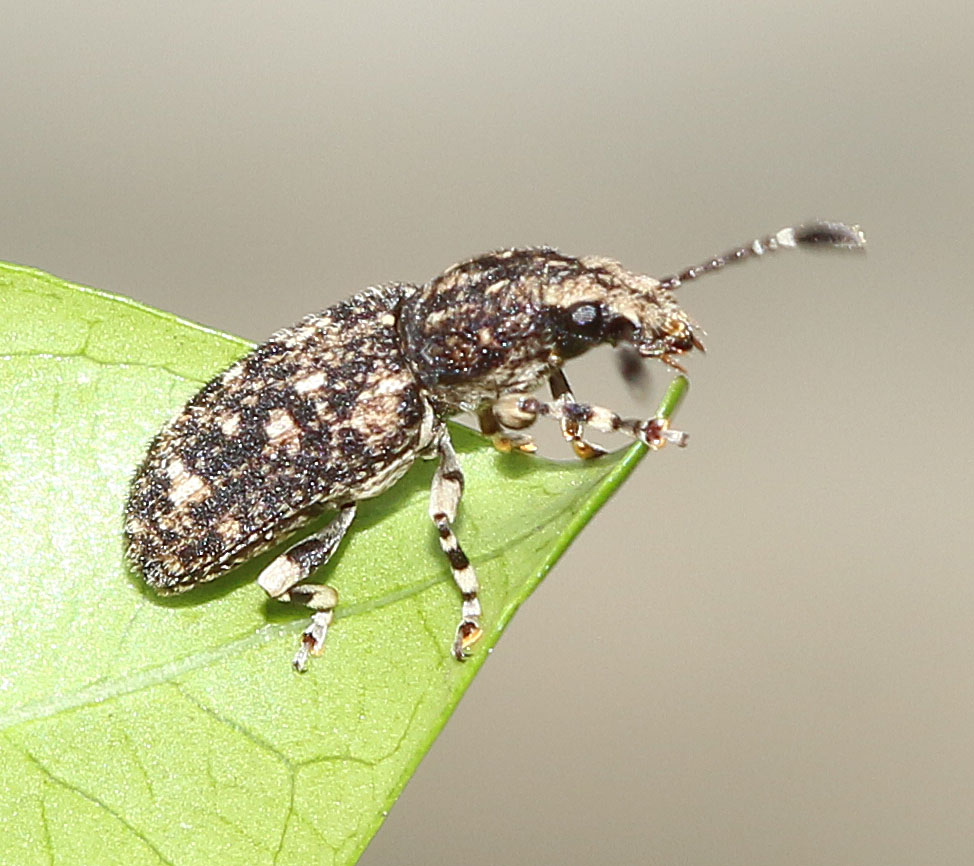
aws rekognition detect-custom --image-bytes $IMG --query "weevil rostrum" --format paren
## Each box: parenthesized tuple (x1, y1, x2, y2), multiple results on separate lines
(125, 221, 865, 671)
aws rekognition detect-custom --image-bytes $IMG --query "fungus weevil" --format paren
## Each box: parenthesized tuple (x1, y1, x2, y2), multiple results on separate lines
(125, 220, 865, 671)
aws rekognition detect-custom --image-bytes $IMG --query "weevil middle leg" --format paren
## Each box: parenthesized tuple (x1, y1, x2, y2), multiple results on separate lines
(257, 502, 357, 671)
(429, 427, 483, 660)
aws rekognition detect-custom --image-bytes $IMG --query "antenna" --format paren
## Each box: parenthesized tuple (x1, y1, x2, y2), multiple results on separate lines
(657, 220, 866, 292)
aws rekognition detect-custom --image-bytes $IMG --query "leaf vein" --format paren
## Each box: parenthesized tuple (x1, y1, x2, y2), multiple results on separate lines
(15, 743, 176, 866)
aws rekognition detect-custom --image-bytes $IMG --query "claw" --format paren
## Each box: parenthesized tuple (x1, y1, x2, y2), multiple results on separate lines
(293, 611, 332, 673)
(571, 439, 608, 460)
(452, 620, 484, 661)
(489, 432, 537, 454)
(641, 417, 688, 450)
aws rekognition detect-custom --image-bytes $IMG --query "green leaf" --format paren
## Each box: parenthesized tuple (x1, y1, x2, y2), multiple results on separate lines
(0, 261, 687, 866)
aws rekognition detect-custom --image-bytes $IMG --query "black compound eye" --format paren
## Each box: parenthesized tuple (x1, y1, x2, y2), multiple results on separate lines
(568, 303, 603, 338)
(553, 302, 606, 360)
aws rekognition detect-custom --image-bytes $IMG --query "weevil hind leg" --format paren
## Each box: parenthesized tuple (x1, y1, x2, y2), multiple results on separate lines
(429, 427, 483, 659)
(257, 502, 357, 671)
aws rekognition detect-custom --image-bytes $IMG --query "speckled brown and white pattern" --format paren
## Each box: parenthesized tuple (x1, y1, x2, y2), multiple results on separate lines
(398, 247, 698, 413)
(125, 221, 864, 668)
(126, 283, 427, 591)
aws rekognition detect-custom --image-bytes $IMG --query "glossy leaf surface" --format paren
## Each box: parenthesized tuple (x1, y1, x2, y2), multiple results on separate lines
(0, 261, 685, 865)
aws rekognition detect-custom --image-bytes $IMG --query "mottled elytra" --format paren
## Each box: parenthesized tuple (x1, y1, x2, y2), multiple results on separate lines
(125, 220, 865, 670)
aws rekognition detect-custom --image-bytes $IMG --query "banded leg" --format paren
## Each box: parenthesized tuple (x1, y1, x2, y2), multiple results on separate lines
(548, 369, 607, 460)
(257, 502, 357, 672)
(429, 428, 483, 660)
(511, 394, 688, 451)
(477, 405, 537, 454)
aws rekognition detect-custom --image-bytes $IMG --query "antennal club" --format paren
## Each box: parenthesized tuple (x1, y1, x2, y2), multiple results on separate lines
(657, 220, 866, 291)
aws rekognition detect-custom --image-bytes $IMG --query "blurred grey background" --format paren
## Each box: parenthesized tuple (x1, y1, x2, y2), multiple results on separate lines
(2, 1, 972, 863)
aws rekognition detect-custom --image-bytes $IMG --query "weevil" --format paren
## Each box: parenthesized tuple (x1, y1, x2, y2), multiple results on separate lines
(125, 220, 865, 670)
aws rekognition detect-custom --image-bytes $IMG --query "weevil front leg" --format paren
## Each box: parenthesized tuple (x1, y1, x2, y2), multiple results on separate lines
(429, 428, 483, 659)
(257, 502, 357, 671)
(498, 393, 689, 451)
(547, 369, 608, 460)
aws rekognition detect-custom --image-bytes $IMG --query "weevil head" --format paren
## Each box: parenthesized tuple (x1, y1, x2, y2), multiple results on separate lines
(399, 247, 703, 412)
(542, 255, 703, 367)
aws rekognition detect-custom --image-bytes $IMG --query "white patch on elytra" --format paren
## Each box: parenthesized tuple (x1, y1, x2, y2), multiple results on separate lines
(264, 408, 301, 447)
(169, 472, 209, 507)
(293, 371, 326, 394)
(219, 413, 241, 436)
(348, 372, 413, 436)
(374, 372, 411, 395)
